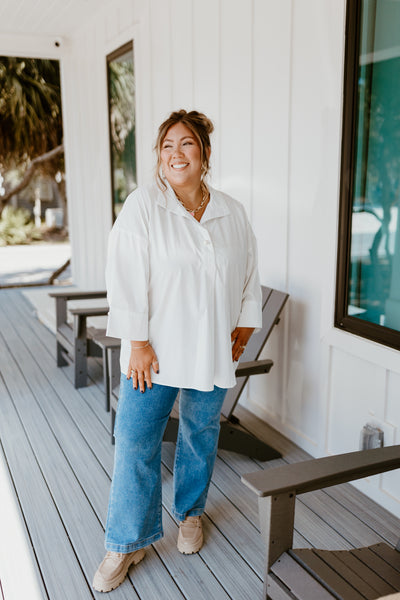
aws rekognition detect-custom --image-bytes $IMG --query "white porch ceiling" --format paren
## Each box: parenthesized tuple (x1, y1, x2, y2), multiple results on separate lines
(0, 0, 114, 37)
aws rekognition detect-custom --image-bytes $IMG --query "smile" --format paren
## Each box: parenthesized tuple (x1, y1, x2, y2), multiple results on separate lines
(171, 163, 189, 170)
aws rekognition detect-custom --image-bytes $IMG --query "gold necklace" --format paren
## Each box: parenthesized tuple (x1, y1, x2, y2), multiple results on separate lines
(176, 188, 209, 216)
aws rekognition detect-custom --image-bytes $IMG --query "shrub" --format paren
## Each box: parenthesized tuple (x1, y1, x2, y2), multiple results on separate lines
(0, 206, 42, 246)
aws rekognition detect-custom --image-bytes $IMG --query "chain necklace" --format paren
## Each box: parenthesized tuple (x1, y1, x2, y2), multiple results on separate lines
(176, 188, 209, 216)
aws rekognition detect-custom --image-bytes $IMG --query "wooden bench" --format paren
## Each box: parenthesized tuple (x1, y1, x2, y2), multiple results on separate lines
(242, 445, 400, 600)
(49, 290, 114, 390)
(110, 286, 289, 461)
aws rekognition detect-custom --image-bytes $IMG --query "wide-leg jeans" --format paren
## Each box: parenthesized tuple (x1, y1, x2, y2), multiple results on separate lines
(105, 376, 227, 553)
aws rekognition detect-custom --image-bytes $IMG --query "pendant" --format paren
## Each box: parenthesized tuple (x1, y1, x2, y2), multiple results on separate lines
(190, 211, 195, 216)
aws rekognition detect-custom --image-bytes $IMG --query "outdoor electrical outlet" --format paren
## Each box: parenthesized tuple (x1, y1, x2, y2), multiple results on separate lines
(360, 423, 384, 450)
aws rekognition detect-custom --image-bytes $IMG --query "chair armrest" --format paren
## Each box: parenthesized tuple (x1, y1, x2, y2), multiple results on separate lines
(235, 359, 273, 378)
(69, 307, 109, 317)
(242, 444, 400, 497)
(49, 290, 107, 301)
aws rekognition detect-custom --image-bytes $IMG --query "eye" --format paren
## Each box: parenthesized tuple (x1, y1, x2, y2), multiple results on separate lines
(162, 143, 172, 149)
(183, 141, 193, 146)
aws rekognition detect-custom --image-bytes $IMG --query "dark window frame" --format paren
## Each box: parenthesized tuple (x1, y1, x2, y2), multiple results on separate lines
(106, 40, 136, 223)
(335, 0, 400, 351)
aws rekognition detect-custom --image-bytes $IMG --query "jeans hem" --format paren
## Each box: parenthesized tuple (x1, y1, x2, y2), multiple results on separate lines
(105, 530, 163, 553)
(172, 507, 204, 521)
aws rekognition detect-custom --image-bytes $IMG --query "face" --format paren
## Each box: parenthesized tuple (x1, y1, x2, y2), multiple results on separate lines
(160, 122, 203, 190)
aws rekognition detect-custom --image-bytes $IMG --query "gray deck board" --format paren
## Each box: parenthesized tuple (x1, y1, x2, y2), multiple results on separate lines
(2, 288, 400, 600)
(1, 290, 234, 599)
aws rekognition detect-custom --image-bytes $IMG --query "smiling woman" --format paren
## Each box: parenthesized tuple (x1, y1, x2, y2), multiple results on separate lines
(93, 109, 262, 594)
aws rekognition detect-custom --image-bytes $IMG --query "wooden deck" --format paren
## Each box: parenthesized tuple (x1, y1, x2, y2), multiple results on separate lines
(1, 288, 400, 600)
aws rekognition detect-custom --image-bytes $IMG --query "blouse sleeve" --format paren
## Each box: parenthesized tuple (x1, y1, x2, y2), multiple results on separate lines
(105, 191, 150, 341)
(236, 219, 263, 330)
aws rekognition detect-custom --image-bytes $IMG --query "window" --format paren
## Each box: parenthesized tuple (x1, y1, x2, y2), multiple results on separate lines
(107, 41, 136, 221)
(336, 0, 400, 350)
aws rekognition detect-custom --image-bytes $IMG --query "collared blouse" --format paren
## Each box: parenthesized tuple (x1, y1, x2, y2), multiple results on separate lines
(105, 181, 262, 391)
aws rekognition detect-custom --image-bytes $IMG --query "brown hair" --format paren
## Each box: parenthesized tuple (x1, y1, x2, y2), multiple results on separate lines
(154, 109, 214, 190)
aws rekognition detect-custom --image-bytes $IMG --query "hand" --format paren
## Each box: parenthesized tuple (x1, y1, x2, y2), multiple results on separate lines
(127, 341, 159, 393)
(231, 327, 255, 362)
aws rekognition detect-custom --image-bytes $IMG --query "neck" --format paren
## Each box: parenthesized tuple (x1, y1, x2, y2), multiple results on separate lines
(172, 183, 204, 210)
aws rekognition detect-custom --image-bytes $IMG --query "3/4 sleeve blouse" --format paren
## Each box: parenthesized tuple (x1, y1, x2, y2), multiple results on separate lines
(105, 181, 262, 392)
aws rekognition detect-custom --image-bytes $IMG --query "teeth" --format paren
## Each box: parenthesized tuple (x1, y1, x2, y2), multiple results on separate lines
(172, 163, 188, 169)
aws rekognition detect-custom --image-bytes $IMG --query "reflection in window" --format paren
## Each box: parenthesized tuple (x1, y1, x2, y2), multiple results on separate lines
(337, 0, 400, 347)
(107, 42, 136, 220)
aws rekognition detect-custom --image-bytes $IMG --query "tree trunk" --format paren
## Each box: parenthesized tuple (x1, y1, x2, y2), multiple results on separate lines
(0, 144, 64, 216)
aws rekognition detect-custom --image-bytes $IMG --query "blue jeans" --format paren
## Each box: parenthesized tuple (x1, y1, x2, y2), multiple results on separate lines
(105, 377, 227, 553)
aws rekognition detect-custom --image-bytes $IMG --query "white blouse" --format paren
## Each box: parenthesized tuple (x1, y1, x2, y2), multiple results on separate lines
(105, 181, 262, 391)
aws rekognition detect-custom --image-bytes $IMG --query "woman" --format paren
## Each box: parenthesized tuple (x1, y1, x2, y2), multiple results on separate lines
(93, 109, 262, 592)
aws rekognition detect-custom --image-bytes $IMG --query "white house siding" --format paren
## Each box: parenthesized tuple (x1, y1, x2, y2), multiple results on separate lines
(3, 0, 400, 515)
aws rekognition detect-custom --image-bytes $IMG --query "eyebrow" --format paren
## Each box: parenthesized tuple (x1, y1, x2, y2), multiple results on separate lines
(163, 135, 195, 142)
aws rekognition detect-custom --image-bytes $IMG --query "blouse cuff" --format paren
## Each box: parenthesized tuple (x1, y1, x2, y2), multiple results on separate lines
(106, 306, 149, 341)
(236, 300, 263, 331)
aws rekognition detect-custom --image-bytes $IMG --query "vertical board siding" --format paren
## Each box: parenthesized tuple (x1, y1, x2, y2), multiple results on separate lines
(149, 0, 173, 131)
(328, 347, 387, 455)
(219, 0, 253, 213)
(192, 0, 221, 185)
(251, 0, 291, 291)
(170, 0, 194, 110)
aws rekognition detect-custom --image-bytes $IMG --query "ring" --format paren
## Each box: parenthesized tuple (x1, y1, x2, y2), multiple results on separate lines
(131, 369, 137, 375)
(240, 345, 246, 349)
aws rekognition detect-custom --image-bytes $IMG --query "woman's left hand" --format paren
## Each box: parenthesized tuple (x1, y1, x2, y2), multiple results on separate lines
(231, 327, 255, 362)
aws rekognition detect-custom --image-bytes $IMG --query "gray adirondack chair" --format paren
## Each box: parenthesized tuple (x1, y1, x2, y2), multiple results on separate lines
(110, 285, 289, 461)
(242, 445, 400, 600)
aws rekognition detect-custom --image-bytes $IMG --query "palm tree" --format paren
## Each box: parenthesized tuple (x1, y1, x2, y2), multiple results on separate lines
(0, 57, 64, 215)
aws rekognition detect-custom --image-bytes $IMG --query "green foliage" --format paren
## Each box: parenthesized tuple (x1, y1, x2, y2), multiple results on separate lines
(0, 57, 63, 167)
(0, 206, 42, 246)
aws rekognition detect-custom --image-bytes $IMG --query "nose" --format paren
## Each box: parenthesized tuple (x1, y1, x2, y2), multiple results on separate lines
(172, 147, 184, 158)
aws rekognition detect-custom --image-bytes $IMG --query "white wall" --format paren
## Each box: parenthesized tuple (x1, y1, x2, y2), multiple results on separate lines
(61, 0, 400, 515)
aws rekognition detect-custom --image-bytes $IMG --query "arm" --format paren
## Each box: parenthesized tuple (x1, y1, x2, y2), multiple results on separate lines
(105, 191, 159, 391)
(231, 219, 262, 361)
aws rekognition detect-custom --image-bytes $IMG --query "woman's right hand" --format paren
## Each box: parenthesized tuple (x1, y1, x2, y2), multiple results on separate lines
(127, 341, 159, 392)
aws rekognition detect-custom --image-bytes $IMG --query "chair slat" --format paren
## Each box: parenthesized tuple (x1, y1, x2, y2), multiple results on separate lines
(271, 552, 335, 600)
(369, 543, 400, 574)
(331, 549, 396, 597)
(291, 549, 366, 600)
(350, 547, 400, 590)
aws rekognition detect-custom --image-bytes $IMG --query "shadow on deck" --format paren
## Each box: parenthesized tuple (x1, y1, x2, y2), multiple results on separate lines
(1, 288, 400, 600)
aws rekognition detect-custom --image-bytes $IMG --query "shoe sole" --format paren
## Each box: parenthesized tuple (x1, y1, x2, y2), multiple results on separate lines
(177, 533, 204, 555)
(93, 548, 146, 593)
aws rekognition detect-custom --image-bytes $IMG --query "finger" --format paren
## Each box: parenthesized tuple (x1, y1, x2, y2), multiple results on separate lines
(138, 371, 145, 393)
(144, 368, 152, 389)
(130, 369, 138, 389)
(232, 344, 245, 362)
(231, 328, 239, 342)
(152, 358, 159, 374)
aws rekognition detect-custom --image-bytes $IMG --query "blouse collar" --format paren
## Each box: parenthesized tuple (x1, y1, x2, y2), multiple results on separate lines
(156, 179, 231, 223)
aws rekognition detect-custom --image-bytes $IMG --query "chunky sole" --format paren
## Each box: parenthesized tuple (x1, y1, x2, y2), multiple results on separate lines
(177, 532, 204, 555)
(93, 548, 146, 593)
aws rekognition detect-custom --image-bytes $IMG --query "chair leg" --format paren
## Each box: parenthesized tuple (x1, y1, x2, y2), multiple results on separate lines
(111, 406, 116, 445)
(218, 421, 281, 461)
(56, 341, 68, 367)
(74, 337, 87, 388)
(102, 348, 110, 412)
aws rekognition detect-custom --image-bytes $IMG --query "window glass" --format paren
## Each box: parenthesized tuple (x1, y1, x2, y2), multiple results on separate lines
(107, 42, 136, 220)
(346, 1, 400, 336)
